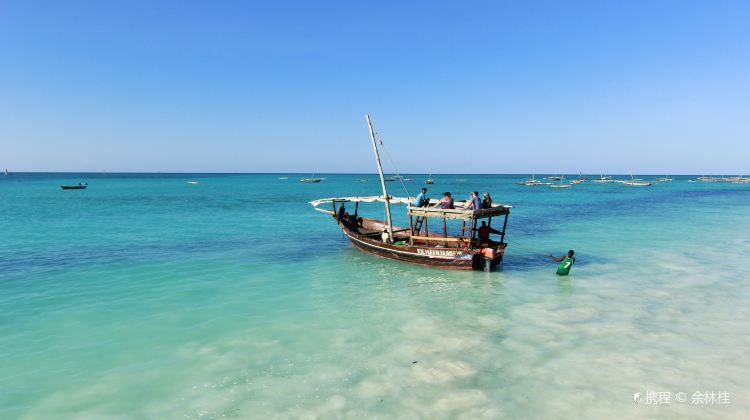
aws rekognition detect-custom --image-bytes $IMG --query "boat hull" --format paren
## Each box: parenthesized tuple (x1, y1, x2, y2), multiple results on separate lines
(338, 220, 504, 270)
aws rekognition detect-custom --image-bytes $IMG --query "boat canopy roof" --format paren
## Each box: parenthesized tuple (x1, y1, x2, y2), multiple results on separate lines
(310, 196, 510, 220)
(310, 196, 413, 206)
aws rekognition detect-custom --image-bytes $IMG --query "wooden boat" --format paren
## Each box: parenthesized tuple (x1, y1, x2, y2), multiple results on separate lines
(61, 183, 87, 190)
(550, 178, 570, 188)
(620, 172, 652, 186)
(300, 173, 323, 183)
(310, 115, 511, 271)
(697, 176, 721, 182)
(516, 174, 550, 186)
(592, 175, 615, 184)
(725, 176, 749, 184)
(621, 180, 652, 186)
(570, 172, 586, 184)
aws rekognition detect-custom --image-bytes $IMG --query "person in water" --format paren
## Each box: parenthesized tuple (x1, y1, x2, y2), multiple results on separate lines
(477, 221, 501, 244)
(435, 192, 454, 209)
(550, 250, 575, 275)
(465, 191, 482, 210)
(414, 188, 429, 207)
(481, 192, 493, 209)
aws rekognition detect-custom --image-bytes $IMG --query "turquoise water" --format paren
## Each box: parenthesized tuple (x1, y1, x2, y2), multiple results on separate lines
(1, 173, 749, 419)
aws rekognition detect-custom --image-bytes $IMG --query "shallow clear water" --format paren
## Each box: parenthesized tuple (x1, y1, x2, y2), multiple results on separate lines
(1, 173, 748, 419)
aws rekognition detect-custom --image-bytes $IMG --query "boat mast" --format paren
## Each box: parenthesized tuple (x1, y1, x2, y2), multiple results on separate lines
(366, 114, 394, 242)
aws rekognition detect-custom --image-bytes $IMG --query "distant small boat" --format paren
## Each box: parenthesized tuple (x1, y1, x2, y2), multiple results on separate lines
(592, 174, 615, 184)
(550, 178, 570, 188)
(517, 173, 551, 186)
(384, 176, 396, 182)
(4, 169, 8, 176)
(61, 183, 87, 190)
(697, 176, 721, 182)
(544, 174, 563, 181)
(279, 177, 289, 180)
(425, 171, 434, 184)
(187, 181, 199, 185)
(656, 176, 673, 182)
(570, 172, 586, 184)
(356, 179, 368, 182)
(300, 173, 323, 183)
(622, 180, 652, 186)
(620, 172, 652, 186)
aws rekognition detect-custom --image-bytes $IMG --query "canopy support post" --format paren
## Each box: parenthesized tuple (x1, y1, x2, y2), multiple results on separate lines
(409, 214, 414, 245)
(500, 212, 509, 244)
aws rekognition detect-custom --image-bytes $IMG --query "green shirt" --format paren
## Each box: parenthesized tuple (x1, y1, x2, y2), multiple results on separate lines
(556, 256, 574, 275)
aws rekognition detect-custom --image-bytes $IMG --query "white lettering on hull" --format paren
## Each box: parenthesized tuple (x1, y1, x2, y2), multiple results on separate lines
(416, 248, 463, 258)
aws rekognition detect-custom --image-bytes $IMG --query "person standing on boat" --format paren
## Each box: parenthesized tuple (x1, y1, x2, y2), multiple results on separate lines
(337, 204, 346, 222)
(477, 221, 500, 245)
(414, 188, 429, 207)
(550, 250, 575, 275)
(465, 191, 482, 210)
(435, 192, 454, 209)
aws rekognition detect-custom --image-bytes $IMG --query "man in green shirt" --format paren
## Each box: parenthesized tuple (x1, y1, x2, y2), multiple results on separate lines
(550, 250, 575, 275)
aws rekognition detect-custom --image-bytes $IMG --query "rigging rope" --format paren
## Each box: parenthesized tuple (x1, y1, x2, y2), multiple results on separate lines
(376, 131, 412, 199)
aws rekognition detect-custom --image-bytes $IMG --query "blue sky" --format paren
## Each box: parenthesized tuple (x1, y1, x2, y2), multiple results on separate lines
(1, 0, 748, 174)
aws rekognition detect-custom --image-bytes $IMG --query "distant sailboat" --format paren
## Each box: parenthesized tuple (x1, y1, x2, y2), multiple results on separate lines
(621, 171, 652, 186)
(550, 177, 571, 188)
(569, 172, 585, 184)
(425, 171, 434, 184)
(517, 173, 551, 186)
(4, 169, 8, 176)
(592, 173, 615, 184)
(300, 173, 323, 183)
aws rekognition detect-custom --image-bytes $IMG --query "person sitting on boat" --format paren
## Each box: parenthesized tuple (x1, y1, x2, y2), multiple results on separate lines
(481, 192, 493, 209)
(434, 192, 454, 209)
(381, 227, 391, 243)
(465, 191, 482, 210)
(337, 204, 346, 222)
(550, 250, 575, 276)
(413, 188, 429, 207)
(477, 221, 500, 245)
